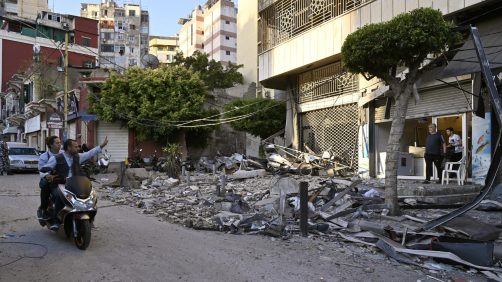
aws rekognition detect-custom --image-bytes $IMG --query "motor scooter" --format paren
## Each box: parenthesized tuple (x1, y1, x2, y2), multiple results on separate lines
(97, 149, 111, 173)
(38, 169, 98, 250)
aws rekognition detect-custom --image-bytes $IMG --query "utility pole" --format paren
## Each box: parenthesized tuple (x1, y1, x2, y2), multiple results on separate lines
(64, 29, 69, 140)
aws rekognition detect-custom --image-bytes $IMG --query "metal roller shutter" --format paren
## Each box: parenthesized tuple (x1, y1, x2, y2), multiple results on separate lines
(96, 122, 129, 163)
(375, 83, 472, 122)
(300, 103, 359, 169)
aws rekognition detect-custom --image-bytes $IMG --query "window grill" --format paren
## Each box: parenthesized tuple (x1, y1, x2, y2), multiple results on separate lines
(301, 103, 359, 169)
(296, 61, 358, 103)
(259, 0, 373, 52)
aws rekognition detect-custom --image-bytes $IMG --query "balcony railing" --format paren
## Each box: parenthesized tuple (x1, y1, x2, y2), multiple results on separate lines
(295, 61, 358, 104)
(259, 0, 374, 53)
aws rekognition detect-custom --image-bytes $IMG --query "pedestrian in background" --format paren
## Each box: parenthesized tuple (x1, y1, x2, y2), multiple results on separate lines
(0, 135, 11, 175)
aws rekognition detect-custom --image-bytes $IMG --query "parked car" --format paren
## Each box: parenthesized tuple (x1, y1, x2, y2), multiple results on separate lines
(7, 142, 40, 172)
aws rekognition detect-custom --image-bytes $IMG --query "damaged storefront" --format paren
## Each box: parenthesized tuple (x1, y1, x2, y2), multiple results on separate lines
(294, 61, 360, 172)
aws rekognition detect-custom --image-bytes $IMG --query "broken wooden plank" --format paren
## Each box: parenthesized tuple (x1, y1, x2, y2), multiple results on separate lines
(405, 215, 470, 236)
(320, 180, 361, 212)
(319, 212, 349, 228)
(327, 178, 356, 187)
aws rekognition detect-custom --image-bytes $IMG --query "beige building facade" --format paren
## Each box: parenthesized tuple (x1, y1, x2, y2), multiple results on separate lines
(1, 0, 48, 20)
(178, 0, 237, 65)
(149, 36, 179, 64)
(80, 0, 149, 70)
(258, 0, 499, 182)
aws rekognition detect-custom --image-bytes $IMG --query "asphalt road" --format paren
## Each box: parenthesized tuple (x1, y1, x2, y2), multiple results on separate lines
(0, 173, 432, 282)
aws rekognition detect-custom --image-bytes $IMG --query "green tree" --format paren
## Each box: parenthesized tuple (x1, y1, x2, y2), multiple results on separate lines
(89, 65, 218, 149)
(341, 8, 460, 215)
(172, 50, 243, 90)
(223, 97, 286, 139)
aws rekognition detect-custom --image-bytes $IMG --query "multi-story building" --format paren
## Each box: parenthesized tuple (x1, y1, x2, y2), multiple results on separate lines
(80, 0, 149, 70)
(0, 0, 48, 20)
(149, 35, 179, 64)
(178, 5, 204, 58)
(257, 0, 502, 184)
(178, 0, 237, 64)
(0, 11, 98, 148)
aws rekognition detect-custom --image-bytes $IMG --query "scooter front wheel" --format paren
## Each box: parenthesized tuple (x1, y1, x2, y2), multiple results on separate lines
(74, 219, 91, 250)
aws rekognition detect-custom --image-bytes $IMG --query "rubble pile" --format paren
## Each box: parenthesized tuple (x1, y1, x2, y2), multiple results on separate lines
(99, 169, 502, 280)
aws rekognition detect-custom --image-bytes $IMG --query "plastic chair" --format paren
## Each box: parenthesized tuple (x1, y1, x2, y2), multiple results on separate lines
(442, 155, 466, 185)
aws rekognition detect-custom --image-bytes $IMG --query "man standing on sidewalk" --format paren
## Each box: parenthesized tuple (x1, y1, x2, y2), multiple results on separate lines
(423, 124, 447, 184)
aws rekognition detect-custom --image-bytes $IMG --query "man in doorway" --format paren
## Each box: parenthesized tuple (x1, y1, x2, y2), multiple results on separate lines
(423, 124, 447, 184)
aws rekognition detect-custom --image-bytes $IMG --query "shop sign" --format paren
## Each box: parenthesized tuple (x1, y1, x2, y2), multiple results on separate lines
(47, 112, 63, 129)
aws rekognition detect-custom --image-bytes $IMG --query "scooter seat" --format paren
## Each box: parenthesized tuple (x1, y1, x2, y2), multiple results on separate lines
(65, 176, 92, 199)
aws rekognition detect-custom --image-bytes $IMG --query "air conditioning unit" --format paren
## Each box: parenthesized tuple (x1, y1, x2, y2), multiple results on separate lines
(62, 22, 69, 30)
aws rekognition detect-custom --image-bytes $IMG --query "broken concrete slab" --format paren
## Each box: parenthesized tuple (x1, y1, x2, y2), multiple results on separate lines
(227, 169, 267, 180)
(270, 177, 299, 196)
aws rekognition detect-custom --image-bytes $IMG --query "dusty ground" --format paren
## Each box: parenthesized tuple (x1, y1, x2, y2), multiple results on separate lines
(0, 173, 490, 282)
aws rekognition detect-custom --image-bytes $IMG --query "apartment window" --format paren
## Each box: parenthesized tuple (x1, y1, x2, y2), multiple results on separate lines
(226, 51, 231, 55)
(104, 10, 108, 16)
(92, 11, 98, 17)
(225, 36, 230, 40)
(115, 11, 125, 17)
(117, 46, 126, 55)
(117, 33, 124, 40)
(128, 35, 135, 43)
(129, 59, 137, 66)
(129, 10, 136, 17)
(101, 32, 113, 40)
(168, 46, 175, 51)
(101, 44, 114, 53)
(130, 47, 134, 53)
(225, 20, 230, 24)
(117, 21, 124, 30)
(141, 14, 149, 23)
(140, 36, 148, 44)
(130, 24, 136, 30)
(82, 37, 91, 47)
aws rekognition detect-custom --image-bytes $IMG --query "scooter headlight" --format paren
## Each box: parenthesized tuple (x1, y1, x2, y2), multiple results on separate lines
(62, 189, 75, 203)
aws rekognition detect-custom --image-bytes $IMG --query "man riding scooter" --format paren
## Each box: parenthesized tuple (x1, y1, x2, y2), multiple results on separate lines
(37, 136, 63, 221)
(42, 137, 109, 231)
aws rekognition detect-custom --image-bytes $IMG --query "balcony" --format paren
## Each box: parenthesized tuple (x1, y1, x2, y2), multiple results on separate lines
(259, 0, 374, 53)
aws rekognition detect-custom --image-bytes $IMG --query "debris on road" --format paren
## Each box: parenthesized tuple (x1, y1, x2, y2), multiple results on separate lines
(97, 154, 502, 280)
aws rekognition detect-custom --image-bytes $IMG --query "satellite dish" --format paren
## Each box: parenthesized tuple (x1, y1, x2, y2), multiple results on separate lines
(141, 54, 160, 69)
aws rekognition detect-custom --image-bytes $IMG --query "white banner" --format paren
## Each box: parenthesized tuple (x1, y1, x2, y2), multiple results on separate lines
(25, 115, 41, 134)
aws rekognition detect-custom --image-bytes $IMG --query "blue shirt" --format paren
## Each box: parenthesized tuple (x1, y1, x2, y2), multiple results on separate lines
(38, 149, 64, 178)
(43, 146, 102, 178)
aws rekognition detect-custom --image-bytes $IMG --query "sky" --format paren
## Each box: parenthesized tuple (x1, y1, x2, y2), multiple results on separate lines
(47, 0, 210, 37)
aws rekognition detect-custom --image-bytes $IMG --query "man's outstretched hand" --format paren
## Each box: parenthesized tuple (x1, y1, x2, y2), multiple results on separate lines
(100, 136, 109, 149)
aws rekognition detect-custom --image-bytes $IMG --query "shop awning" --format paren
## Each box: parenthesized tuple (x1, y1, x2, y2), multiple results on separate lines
(78, 113, 97, 122)
(440, 30, 502, 78)
(2, 126, 18, 134)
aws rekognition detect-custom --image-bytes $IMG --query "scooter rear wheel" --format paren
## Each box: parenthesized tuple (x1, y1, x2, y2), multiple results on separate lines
(74, 220, 91, 250)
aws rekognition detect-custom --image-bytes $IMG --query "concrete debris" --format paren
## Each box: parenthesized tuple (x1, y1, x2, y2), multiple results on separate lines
(99, 165, 502, 278)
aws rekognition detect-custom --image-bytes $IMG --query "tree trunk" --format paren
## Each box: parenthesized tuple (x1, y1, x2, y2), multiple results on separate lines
(177, 130, 188, 161)
(384, 87, 413, 215)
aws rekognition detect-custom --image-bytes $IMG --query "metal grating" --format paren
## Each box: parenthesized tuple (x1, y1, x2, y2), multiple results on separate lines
(301, 103, 359, 169)
(258, 0, 374, 52)
(297, 61, 358, 103)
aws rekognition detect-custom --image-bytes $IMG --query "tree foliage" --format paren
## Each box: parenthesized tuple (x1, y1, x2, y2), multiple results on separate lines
(223, 98, 286, 139)
(341, 7, 461, 215)
(89, 65, 217, 143)
(342, 7, 459, 81)
(172, 50, 243, 90)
